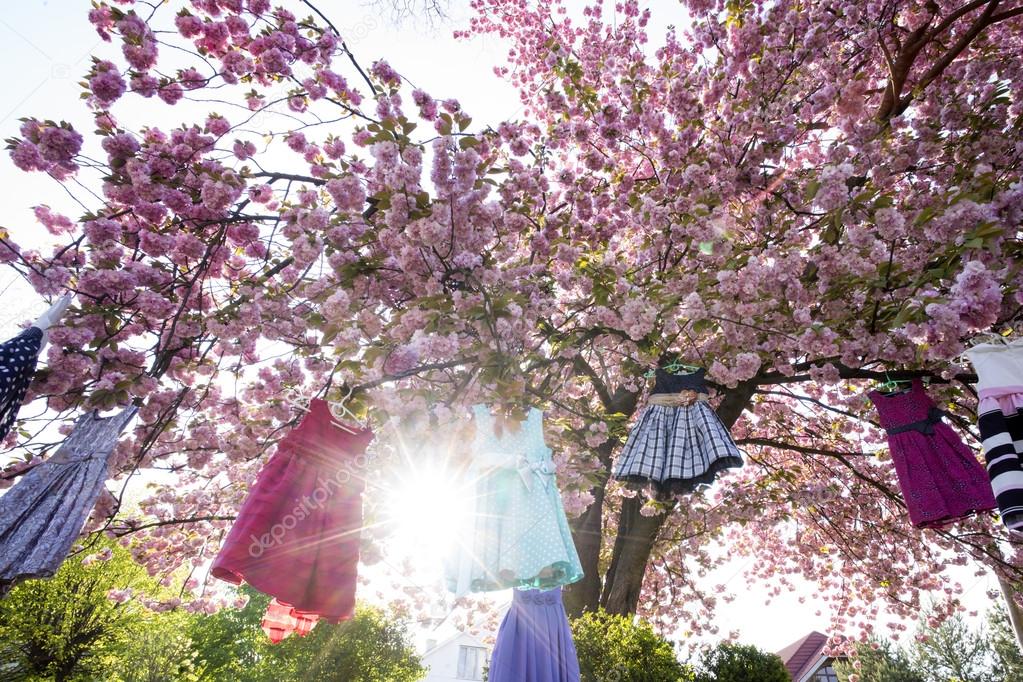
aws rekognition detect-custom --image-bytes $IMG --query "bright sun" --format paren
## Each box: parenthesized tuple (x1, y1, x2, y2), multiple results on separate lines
(381, 452, 475, 567)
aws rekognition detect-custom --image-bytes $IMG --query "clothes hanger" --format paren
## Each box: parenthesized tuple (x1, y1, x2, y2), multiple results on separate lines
(326, 386, 365, 434)
(990, 328, 1023, 347)
(472, 401, 529, 439)
(284, 386, 359, 434)
(969, 331, 1011, 347)
(875, 371, 913, 395)
(644, 358, 701, 378)
(32, 292, 75, 351)
(282, 386, 312, 415)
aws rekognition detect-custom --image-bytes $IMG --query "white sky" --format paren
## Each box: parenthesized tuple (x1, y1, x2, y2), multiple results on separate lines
(0, 0, 1001, 656)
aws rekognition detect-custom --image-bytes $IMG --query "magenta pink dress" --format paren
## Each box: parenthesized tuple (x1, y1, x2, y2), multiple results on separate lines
(212, 398, 373, 622)
(869, 379, 995, 528)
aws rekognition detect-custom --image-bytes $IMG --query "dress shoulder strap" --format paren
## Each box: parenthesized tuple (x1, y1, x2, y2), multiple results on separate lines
(471, 404, 493, 446)
(526, 407, 551, 455)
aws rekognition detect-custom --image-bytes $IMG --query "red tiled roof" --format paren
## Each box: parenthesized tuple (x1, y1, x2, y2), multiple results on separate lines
(776, 630, 829, 681)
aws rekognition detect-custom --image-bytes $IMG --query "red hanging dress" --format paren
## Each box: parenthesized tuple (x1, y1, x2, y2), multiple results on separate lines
(868, 379, 995, 528)
(212, 398, 373, 622)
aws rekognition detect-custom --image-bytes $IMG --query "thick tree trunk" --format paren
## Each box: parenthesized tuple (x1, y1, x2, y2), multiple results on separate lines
(997, 574, 1023, 652)
(564, 479, 606, 616)
(600, 494, 676, 614)
(565, 384, 639, 616)
(595, 381, 757, 616)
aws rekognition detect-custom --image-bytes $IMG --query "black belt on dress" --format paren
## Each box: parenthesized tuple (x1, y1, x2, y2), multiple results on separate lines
(886, 407, 948, 436)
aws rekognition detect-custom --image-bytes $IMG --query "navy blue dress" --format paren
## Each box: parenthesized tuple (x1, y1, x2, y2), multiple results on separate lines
(0, 327, 44, 442)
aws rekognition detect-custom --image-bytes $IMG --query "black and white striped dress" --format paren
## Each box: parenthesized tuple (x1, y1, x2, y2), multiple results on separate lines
(967, 341, 1023, 531)
(613, 368, 743, 497)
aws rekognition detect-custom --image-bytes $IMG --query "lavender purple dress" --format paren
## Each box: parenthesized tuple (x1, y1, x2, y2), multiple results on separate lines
(869, 379, 995, 528)
(488, 587, 580, 682)
(0, 406, 138, 593)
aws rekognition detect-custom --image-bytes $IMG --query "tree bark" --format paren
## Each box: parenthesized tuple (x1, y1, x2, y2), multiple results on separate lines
(563, 478, 606, 616)
(594, 380, 757, 616)
(600, 494, 676, 614)
(564, 383, 639, 616)
(997, 573, 1023, 652)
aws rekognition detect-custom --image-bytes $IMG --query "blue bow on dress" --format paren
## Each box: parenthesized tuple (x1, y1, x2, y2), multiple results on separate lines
(515, 455, 557, 491)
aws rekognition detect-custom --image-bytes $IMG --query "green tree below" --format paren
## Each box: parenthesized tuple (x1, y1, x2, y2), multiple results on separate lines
(693, 642, 789, 682)
(0, 544, 423, 682)
(570, 609, 694, 682)
(187, 585, 424, 682)
(833, 638, 924, 682)
(834, 605, 1023, 682)
(989, 606, 1023, 681)
(0, 541, 170, 682)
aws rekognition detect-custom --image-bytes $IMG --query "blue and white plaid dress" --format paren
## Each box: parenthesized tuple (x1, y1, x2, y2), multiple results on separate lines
(613, 368, 743, 497)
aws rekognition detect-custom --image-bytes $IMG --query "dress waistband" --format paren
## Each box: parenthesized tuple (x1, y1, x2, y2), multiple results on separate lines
(648, 391, 708, 407)
(513, 589, 563, 606)
(886, 406, 947, 436)
(978, 385, 1023, 401)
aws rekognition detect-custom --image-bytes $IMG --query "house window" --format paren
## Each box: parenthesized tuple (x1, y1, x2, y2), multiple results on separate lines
(813, 666, 840, 682)
(457, 645, 486, 680)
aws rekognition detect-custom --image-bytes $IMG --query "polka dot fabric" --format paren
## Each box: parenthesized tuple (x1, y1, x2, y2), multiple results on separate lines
(0, 327, 44, 443)
(446, 406, 584, 594)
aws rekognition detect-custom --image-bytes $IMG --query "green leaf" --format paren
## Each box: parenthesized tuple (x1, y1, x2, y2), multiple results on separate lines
(803, 179, 820, 201)
(873, 195, 895, 209)
(437, 113, 452, 136)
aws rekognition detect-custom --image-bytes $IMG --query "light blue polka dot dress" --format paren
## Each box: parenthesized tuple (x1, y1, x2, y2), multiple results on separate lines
(446, 405, 584, 594)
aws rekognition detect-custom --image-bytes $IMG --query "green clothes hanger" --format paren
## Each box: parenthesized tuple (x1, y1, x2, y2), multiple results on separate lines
(644, 359, 701, 378)
(876, 371, 912, 394)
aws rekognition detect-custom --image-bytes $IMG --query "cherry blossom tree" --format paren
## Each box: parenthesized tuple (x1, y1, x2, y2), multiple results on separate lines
(2, 0, 1022, 649)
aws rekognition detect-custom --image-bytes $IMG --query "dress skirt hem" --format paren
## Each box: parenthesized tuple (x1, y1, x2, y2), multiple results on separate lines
(616, 453, 744, 496)
(613, 401, 744, 497)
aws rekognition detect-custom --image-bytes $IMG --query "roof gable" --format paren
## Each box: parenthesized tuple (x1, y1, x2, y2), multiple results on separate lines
(776, 630, 830, 680)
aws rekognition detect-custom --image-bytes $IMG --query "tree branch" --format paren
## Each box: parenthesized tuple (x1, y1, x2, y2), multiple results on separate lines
(107, 515, 236, 536)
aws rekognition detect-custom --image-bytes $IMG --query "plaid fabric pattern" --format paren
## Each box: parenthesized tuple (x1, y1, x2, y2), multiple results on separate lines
(613, 402, 743, 494)
(978, 398, 1023, 530)
(261, 598, 320, 644)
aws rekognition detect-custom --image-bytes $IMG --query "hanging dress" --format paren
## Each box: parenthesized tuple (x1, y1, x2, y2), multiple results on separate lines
(0, 406, 138, 592)
(868, 378, 996, 528)
(488, 586, 580, 682)
(212, 398, 373, 622)
(446, 405, 583, 594)
(613, 367, 743, 497)
(0, 326, 44, 443)
(0, 295, 74, 446)
(966, 341, 1023, 531)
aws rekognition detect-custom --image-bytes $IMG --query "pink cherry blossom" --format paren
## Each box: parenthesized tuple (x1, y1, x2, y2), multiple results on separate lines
(2, 0, 1021, 644)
